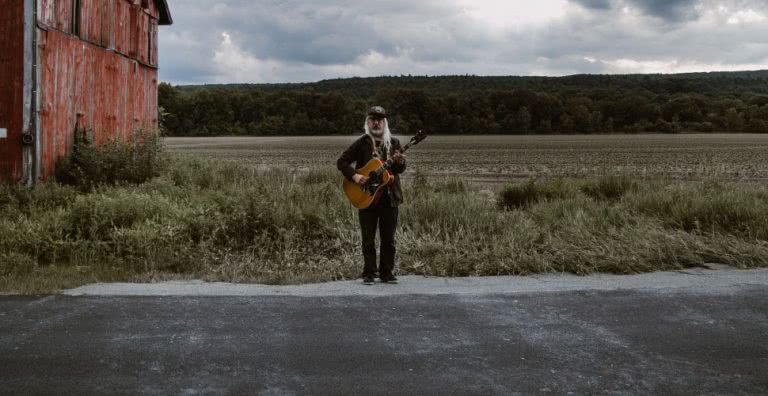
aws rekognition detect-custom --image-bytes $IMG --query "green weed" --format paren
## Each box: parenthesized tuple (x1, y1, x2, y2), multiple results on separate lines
(2, 157, 768, 294)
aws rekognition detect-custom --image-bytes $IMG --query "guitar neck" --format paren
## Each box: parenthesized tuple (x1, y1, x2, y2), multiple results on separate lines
(379, 131, 426, 171)
(382, 139, 417, 169)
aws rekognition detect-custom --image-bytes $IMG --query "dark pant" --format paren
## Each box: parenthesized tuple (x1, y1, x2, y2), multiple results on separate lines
(359, 203, 399, 279)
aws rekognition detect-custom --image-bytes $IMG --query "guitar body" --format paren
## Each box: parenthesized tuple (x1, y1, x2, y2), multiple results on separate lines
(343, 159, 394, 209)
(341, 130, 427, 209)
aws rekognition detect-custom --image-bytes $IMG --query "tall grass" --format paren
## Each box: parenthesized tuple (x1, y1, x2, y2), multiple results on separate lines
(399, 177, 768, 277)
(2, 147, 768, 293)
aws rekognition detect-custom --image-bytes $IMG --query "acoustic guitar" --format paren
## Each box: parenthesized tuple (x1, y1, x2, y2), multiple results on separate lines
(343, 130, 427, 209)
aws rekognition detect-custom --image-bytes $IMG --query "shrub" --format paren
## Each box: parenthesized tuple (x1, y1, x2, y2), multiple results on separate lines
(497, 179, 572, 209)
(580, 175, 638, 201)
(55, 128, 165, 191)
(434, 179, 467, 194)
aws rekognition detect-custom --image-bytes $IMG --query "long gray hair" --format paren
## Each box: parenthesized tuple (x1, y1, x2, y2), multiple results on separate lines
(364, 116, 392, 159)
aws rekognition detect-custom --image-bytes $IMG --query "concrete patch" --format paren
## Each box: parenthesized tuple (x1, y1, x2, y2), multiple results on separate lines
(62, 267, 768, 297)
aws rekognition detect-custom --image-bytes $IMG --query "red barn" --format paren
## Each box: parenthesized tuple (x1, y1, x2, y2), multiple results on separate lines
(0, 0, 172, 184)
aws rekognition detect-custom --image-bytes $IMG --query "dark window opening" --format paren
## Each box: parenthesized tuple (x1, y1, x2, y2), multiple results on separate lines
(148, 21, 153, 64)
(72, 0, 81, 37)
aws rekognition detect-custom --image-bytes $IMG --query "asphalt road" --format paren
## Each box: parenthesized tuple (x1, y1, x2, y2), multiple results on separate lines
(1, 269, 767, 395)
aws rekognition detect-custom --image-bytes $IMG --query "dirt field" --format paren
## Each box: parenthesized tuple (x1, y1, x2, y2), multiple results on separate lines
(165, 134, 768, 185)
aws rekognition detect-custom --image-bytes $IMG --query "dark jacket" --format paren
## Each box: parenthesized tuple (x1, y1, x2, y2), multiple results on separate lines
(337, 134, 407, 206)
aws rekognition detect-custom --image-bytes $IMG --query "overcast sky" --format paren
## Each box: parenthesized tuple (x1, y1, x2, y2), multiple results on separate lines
(158, 0, 768, 84)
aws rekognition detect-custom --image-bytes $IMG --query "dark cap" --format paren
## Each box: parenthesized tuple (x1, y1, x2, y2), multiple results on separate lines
(367, 106, 386, 118)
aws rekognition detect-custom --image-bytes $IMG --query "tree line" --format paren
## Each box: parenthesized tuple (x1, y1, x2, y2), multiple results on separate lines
(158, 71, 768, 136)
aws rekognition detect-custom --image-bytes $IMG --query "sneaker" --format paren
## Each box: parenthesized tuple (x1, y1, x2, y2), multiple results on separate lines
(380, 275, 398, 284)
(363, 277, 375, 285)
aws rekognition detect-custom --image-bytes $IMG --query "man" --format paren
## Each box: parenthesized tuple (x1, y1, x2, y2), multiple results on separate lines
(337, 106, 406, 285)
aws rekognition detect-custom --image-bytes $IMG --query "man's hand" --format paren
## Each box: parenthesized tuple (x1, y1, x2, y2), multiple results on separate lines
(352, 173, 367, 186)
(392, 150, 406, 165)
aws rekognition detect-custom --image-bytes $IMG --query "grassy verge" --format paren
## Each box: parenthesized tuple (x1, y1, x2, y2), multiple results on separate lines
(2, 158, 768, 294)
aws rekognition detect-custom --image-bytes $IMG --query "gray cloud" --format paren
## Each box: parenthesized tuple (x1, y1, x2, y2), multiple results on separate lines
(628, 0, 700, 22)
(574, 0, 701, 22)
(158, 0, 768, 84)
(194, 0, 474, 65)
(572, 0, 615, 10)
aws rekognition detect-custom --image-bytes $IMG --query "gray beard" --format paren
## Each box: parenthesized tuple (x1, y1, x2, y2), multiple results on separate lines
(369, 127, 384, 139)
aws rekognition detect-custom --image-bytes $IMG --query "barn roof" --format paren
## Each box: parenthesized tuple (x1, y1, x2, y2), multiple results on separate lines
(156, 0, 173, 25)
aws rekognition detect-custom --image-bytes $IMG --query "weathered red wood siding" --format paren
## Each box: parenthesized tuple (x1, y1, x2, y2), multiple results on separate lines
(0, 1, 26, 182)
(36, 0, 161, 180)
(40, 0, 160, 65)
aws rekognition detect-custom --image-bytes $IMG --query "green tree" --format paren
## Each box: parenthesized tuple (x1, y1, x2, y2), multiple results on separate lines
(516, 106, 532, 134)
(725, 108, 745, 131)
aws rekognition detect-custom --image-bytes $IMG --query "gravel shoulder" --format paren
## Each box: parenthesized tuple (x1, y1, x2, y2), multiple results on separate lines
(62, 264, 768, 297)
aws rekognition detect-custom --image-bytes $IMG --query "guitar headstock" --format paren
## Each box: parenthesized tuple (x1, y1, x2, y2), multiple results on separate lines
(399, 130, 428, 153)
(409, 130, 427, 146)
